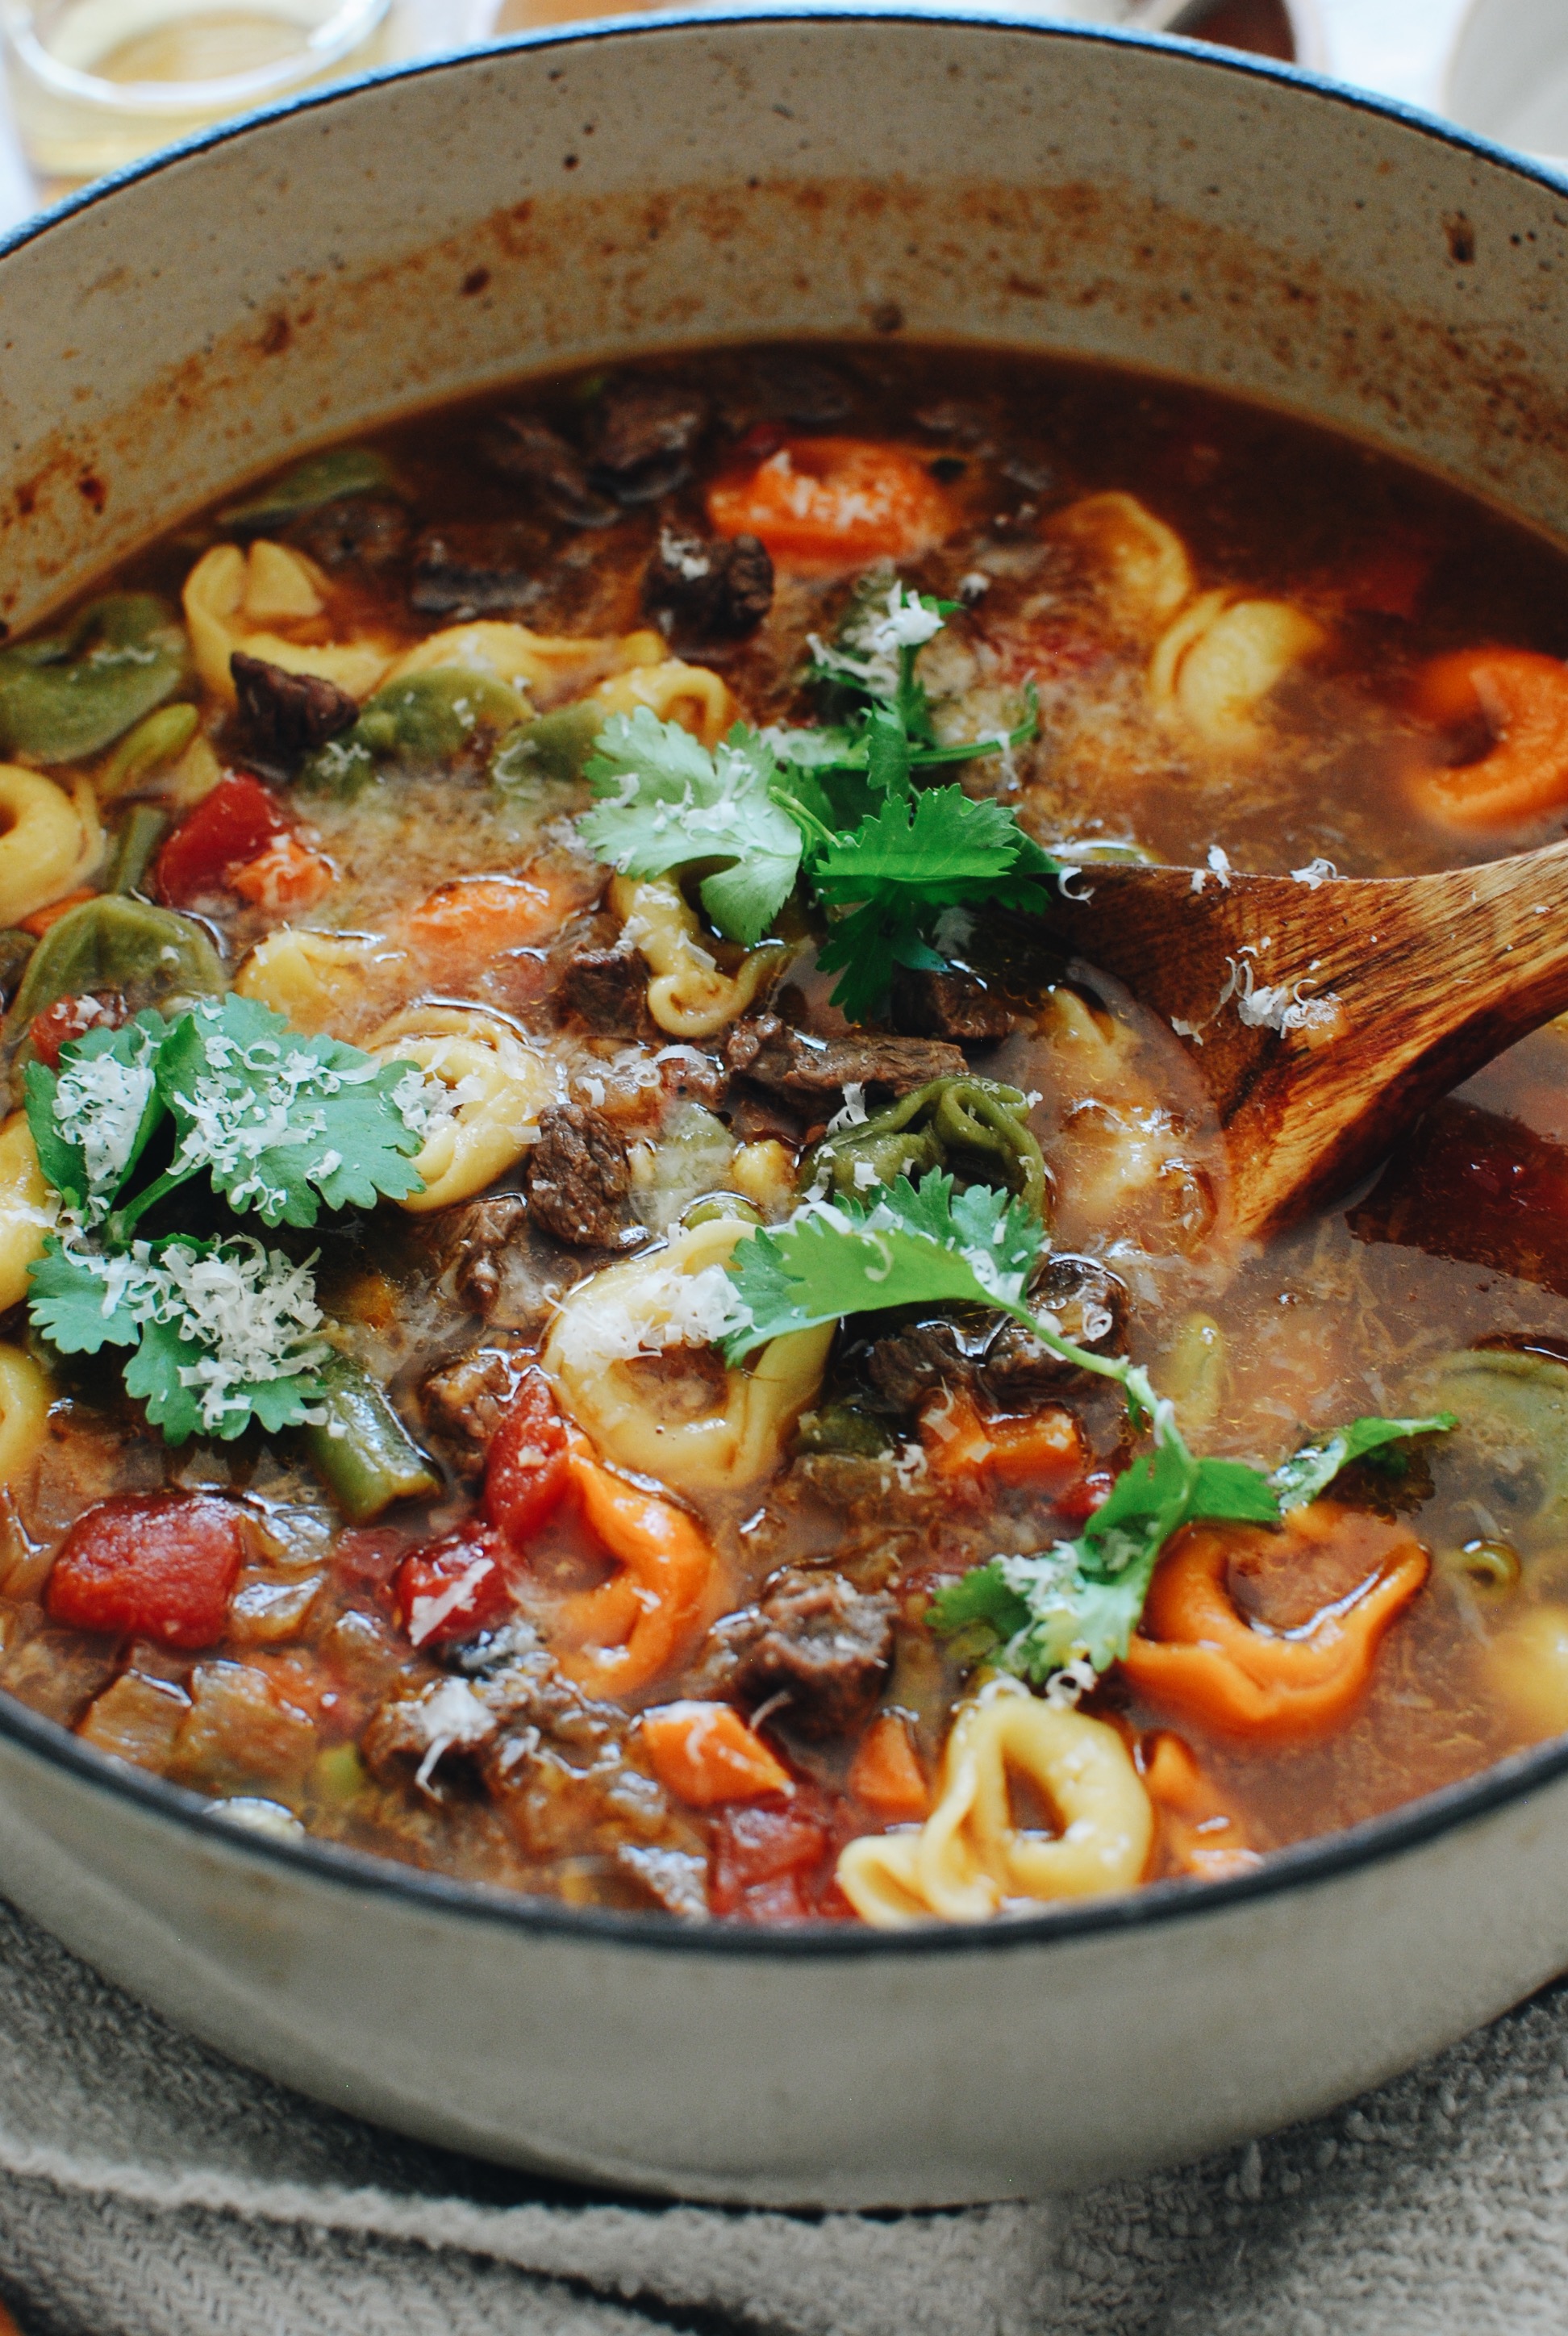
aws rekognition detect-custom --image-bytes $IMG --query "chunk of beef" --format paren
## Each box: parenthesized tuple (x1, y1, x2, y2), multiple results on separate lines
(890, 964, 1011, 1046)
(231, 652, 357, 767)
(865, 1317, 987, 1413)
(644, 528, 774, 640)
(557, 945, 653, 1037)
(419, 1338, 533, 1470)
(753, 354, 853, 427)
(477, 1645, 697, 1867)
(282, 495, 410, 571)
(441, 1192, 529, 1318)
(861, 1254, 1128, 1416)
(590, 381, 710, 503)
(723, 1013, 965, 1103)
(410, 524, 544, 617)
(697, 1568, 895, 1740)
(982, 1254, 1128, 1405)
(523, 1103, 643, 1249)
(482, 412, 617, 527)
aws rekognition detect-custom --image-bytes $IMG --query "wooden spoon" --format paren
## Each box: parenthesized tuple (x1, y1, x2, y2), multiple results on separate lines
(1041, 840, 1568, 1241)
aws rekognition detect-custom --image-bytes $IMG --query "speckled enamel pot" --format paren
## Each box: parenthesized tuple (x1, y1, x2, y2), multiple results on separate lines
(3, 11, 1568, 2208)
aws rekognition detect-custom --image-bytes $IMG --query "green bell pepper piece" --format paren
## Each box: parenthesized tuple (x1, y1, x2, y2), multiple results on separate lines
(301, 1351, 440, 1523)
(803, 1075, 1049, 1220)
(102, 806, 170, 899)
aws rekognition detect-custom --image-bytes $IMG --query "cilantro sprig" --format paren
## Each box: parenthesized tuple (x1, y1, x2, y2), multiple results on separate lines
(719, 1169, 1457, 1683)
(580, 711, 803, 949)
(24, 998, 438, 1444)
(26, 994, 430, 1241)
(30, 1226, 331, 1443)
(574, 581, 1052, 1020)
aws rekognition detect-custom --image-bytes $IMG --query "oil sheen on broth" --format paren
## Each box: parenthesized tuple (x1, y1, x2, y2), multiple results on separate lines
(1, 342, 1566, 1928)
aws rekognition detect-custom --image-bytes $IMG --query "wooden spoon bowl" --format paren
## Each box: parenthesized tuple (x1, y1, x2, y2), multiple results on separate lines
(1043, 839, 1568, 1240)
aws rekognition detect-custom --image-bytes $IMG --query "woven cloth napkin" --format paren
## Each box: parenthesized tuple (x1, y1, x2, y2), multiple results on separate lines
(2, 1894, 1567, 2334)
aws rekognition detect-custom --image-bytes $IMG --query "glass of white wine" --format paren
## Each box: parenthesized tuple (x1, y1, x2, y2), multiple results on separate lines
(3, 0, 395, 204)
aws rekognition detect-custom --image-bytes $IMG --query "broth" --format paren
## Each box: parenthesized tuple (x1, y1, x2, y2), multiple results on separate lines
(1, 340, 1566, 1925)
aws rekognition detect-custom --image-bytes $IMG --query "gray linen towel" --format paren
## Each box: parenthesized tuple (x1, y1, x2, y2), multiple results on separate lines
(0, 1890, 1564, 2336)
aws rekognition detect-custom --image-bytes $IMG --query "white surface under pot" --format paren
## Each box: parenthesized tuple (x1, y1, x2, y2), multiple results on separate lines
(4, 12, 1568, 2206)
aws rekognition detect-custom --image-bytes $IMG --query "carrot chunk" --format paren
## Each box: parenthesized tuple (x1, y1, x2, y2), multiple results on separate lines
(228, 830, 335, 913)
(920, 1390, 1088, 1491)
(707, 436, 954, 573)
(640, 1699, 794, 1805)
(1409, 648, 1568, 829)
(19, 886, 96, 937)
(47, 1492, 245, 1651)
(849, 1711, 930, 1821)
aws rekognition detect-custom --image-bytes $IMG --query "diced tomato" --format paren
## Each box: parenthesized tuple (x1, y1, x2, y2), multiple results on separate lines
(708, 1804, 832, 1922)
(848, 1712, 929, 1821)
(484, 1370, 569, 1546)
(707, 436, 954, 572)
(729, 419, 787, 465)
(332, 1528, 410, 1590)
(393, 1523, 513, 1648)
(47, 1492, 246, 1651)
(28, 991, 127, 1071)
(1054, 1466, 1116, 1525)
(1340, 545, 1430, 619)
(154, 773, 288, 907)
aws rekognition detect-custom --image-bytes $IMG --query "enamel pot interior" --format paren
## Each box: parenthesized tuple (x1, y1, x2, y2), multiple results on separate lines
(4, 12, 1568, 2207)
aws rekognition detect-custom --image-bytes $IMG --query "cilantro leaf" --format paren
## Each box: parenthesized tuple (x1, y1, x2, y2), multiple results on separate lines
(136, 994, 427, 1232)
(27, 1234, 142, 1355)
(722, 1172, 1046, 1363)
(1270, 1412, 1458, 1511)
(28, 1225, 329, 1445)
(579, 709, 803, 948)
(809, 784, 1055, 1018)
(25, 1016, 167, 1220)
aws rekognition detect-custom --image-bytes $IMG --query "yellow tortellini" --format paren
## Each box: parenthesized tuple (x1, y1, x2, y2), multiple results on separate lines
(542, 1216, 832, 1495)
(236, 927, 413, 1041)
(612, 874, 785, 1041)
(1149, 588, 1328, 749)
(0, 1116, 53, 1313)
(593, 657, 737, 749)
(0, 765, 102, 928)
(1047, 491, 1194, 636)
(837, 1678, 1153, 1927)
(365, 1003, 557, 1213)
(0, 1343, 51, 1491)
(183, 542, 394, 707)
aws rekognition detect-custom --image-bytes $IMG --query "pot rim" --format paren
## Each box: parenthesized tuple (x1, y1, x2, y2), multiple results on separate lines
(6, 5, 1568, 1960)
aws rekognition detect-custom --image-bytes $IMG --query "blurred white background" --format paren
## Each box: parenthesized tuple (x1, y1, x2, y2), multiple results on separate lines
(0, 0, 1482, 236)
